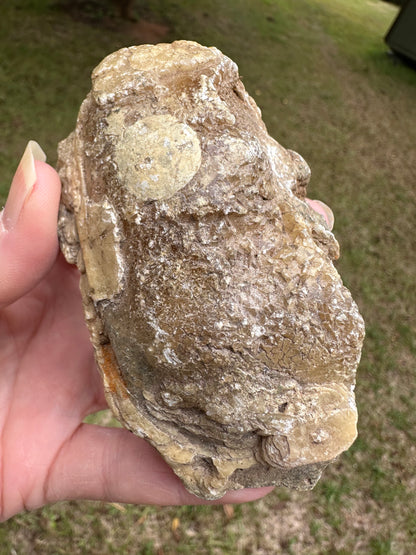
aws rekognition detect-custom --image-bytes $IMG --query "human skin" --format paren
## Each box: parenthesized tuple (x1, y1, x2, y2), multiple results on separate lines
(0, 143, 276, 521)
(0, 142, 332, 521)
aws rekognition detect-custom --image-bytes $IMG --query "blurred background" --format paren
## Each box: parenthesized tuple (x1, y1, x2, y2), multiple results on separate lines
(1, 0, 415, 553)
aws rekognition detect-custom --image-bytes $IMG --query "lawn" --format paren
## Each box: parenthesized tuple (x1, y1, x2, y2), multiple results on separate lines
(1, 0, 416, 553)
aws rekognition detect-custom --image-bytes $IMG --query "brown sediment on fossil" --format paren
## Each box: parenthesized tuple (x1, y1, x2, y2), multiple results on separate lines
(58, 41, 365, 500)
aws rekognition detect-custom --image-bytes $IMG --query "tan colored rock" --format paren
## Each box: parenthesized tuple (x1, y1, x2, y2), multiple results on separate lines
(58, 41, 365, 500)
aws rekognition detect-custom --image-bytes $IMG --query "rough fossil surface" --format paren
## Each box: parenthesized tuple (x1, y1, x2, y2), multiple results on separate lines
(58, 41, 365, 500)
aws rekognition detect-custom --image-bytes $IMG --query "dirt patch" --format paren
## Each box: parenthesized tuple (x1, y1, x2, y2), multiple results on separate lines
(120, 19, 170, 43)
(254, 496, 316, 554)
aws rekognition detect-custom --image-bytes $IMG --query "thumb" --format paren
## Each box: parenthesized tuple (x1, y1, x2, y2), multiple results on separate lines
(0, 141, 61, 306)
(45, 424, 274, 508)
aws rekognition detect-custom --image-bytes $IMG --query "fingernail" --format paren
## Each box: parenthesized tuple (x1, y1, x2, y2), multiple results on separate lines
(306, 199, 335, 230)
(314, 200, 334, 230)
(1, 141, 46, 231)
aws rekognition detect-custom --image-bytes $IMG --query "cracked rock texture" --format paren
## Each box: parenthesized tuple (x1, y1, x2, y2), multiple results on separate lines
(57, 41, 365, 500)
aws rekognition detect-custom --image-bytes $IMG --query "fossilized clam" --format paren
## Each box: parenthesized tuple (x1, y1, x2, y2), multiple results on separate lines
(58, 41, 365, 499)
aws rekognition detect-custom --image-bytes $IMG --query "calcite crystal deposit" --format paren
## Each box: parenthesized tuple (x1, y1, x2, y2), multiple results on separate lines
(58, 41, 365, 500)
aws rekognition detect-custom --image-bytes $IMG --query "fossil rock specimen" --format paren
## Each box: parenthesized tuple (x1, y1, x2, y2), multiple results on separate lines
(58, 41, 365, 500)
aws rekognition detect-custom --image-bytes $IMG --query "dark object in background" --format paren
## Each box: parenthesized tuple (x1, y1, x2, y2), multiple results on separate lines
(55, 0, 137, 22)
(114, 0, 135, 20)
(385, 0, 416, 64)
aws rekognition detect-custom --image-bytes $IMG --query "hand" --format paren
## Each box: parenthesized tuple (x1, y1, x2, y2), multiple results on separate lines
(305, 198, 334, 230)
(0, 142, 273, 521)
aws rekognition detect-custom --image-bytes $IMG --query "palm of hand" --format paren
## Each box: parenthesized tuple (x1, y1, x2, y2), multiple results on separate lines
(0, 157, 272, 521)
(0, 254, 106, 517)
(0, 254, 271, 520)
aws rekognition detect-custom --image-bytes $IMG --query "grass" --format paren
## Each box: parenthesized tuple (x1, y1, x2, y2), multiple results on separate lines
(1, 0, 416, 552)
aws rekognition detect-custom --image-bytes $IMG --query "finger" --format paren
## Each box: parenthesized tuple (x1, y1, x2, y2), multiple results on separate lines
(45, 424, 273, 507)
(305, 198, 334, 230)
(0, 142, 61, 306)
